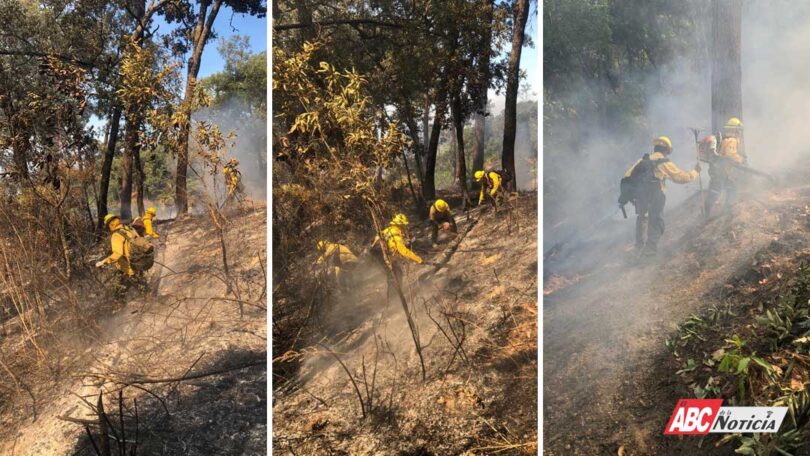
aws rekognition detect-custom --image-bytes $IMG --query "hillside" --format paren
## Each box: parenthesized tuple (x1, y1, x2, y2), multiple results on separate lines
(0, 206, 267, 455)
(273, 195, 538, 455)
(544, 164, 810, 454)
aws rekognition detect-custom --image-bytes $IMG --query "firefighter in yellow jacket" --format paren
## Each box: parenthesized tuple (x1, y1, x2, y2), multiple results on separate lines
(143, 207, 160, 238)
(95, 214, 135, 277)
(429, 199, 457, 246)
(624, 136, 700, 254)
(704, 117, 745, 218)
(370, 213, 423, 282)
(475, 170, 502, 207)
(316, 240, 358, 287)
(132, 207, 160, 238)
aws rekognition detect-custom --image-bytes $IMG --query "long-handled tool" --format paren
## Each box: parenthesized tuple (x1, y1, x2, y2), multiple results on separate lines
(689, 127, 706, 217)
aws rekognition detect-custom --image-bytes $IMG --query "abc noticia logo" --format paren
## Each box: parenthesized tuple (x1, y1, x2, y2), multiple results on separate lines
(664, 399, 788, 435)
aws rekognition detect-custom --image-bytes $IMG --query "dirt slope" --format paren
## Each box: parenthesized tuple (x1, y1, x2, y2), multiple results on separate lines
(543, 175, 810, 455)
(0, 206, 267, 455)
(273, 195, 538, 455)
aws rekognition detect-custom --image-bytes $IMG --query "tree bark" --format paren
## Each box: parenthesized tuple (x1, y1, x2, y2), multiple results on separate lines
(451, 94, 470, 208)
(473, 0, 494, 184)
(175, 0, 222, 215)
(120, 116, 137, 220)
(711, 0, 743, 134)
(501, 0, 530, 193)
(424, 107, 444, 201)
(133, 145, 146, 216)
(422, 95, 431, 152)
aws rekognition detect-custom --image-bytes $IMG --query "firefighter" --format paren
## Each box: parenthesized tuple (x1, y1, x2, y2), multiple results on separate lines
(704, 117, 745, 219)
(369, 213, 424, 283)
(316, 240, 358, 288)
(624, 136, 700, 254)
(429, 199, 457, 246)
(474, 170, 503, 207)
(143, 207, 160, 238)
(96, 214, 135, 277)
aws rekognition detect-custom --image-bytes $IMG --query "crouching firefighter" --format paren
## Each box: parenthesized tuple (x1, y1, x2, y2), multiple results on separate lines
(703, 117, 745, 219)
(429, 199, 457, 246)
(474, 170, 504, 208)
(370, 213, 424, 283)
(315, 240, 358, 289)
(96, 214, 156, 293)
(619, 136, 700, 255)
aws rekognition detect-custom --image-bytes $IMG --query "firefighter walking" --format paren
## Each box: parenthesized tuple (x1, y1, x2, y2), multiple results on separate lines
(623, 136, 701, 255)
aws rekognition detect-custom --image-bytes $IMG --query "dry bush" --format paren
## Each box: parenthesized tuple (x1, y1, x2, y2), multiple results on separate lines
(272, 41, 412, 380)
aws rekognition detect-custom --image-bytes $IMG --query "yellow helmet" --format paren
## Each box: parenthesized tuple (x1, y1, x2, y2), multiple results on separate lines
(146, 207, 157, 216)
(653, 136, 672, 151)
(725, 117, 743, 128)
(474, 170, 485, 181)
(103, 214, 119, 227)
(434, 199, 449, 212)
(391, 213, 409, 226)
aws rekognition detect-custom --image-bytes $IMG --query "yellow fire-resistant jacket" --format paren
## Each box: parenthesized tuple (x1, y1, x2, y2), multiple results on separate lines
(623, 151, 698, 192)
(316, 242, 358, 267)
(429, 203, 450, 222)
(381, 226, 422, 264)
(478, 172, 502, 204)
(719, 137, 744, 164)
(101, 221, 135, 276)
(143, 213, 159, 238)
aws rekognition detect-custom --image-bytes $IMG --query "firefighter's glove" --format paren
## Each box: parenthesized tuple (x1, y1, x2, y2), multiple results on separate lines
(95, 260, 106, 268)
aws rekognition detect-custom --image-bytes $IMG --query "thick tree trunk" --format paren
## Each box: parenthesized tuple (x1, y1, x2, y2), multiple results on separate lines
(451, 95, 470, 208)
(120, 116, 137, 221)
(502, 0, 530, 193)
(175, 0, 222, 215)
(422, 95, 431, 151)
(473, 0, 494, 184)
(424, 109, 444, 201)
(711, 0, 743, 134)
(133, 146, 146, 216)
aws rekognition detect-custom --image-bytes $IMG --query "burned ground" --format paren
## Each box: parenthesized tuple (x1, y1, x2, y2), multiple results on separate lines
(544, 164, 810, 455)
(0, 205, 267, 455)
(273, 195, 537, 455)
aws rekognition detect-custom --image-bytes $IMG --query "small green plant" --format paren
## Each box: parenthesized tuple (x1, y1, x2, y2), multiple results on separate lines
(717, 335, 772, 403)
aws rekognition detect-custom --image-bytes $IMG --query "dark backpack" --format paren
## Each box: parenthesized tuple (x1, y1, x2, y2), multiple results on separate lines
(618, 154, 668, 207)
(117, 227, 155, 272)
(486, 168, 512, 184)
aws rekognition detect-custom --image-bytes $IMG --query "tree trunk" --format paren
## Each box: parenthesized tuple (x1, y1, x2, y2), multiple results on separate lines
(120, 116, 137, 221)
(501, 0, 530, 193)
(175, 0, 222, 215)
(296, 0, 314, 46)
(98, 107, 122, 229)
(473, 0, 494, 185)
(424, 108, 444, 201)
(422, 95, 431, 151)
(451, 94, 470, 208)
(711, 0, 743, 134)
(133, 146, 146, 216)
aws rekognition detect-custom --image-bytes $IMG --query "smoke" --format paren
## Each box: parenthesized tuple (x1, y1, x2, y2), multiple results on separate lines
(515, 114, 538, 191)
(544, 1, 810, 251)
(742, 1, 810, 172)
(192, 98, 267, 201)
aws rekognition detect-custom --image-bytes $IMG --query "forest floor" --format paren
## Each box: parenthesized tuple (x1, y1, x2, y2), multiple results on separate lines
(273, 193, 538, 455)
(544, 163, 810, 455)
(0, 204, 267, 455)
